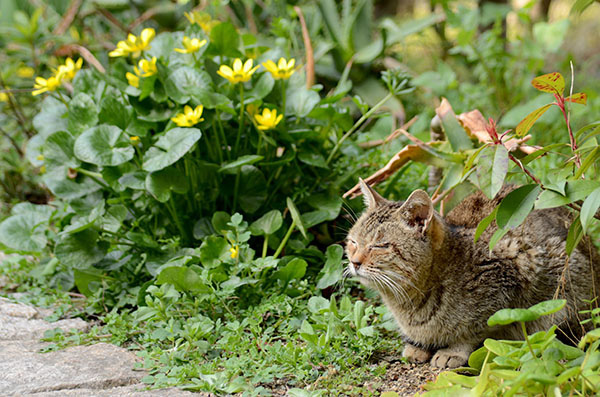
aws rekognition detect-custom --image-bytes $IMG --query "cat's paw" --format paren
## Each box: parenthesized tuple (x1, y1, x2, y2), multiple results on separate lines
(402, 344, 432, 363)
(430, 349, 469, 369)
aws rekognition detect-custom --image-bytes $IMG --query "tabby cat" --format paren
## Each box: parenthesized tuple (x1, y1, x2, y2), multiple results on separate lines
(345, 179, 600, 368)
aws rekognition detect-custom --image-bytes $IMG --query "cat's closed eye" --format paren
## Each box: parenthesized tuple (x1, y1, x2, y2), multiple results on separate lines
(370, 243, 391, 250)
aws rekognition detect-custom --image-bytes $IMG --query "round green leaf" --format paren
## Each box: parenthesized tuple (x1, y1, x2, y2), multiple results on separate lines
(246, 73, 274, 101)
(286, 87, 320, 118)
(157, 265, 209, 294)
(0, 213, 47, 252)
(207, 22, 241, 57)
(164, 67, 212, 104)
(98, 92, 132, 129)
(44, 131, 79, 168)
(238, 165, 267, 214)
(33, 96, 67, 137)
(54, 229, 108, 269)
(145, 167, 189, 202)
(74, 125, 134, 166)
(487, 308, 539, 326)
(68, 93, 98, 134)
(199, 236, 230, 268)
(142, 127, 202, 172)
(250, 210, 283, 236)
(528, 299, 566, 317)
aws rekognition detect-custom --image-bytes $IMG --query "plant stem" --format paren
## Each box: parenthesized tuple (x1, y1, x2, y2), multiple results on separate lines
(273, 219, 296, 259)
(326, 92, 393, 164)
(232, 170, 241, 212)
(281, 79, 287, 120)
(234, 84, 245, 156)
(262, 235, 269, 258)
(520, 321, 537, 360)
(215, 110, 230, 160)
(75, 168, 109, 188)
(167, 196, 188, 244)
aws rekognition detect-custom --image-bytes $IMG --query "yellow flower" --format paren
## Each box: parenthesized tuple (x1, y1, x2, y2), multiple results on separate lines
(262, 57, 296, 80)
(254, 108, 283, 130)
(134, 57, 157, 77)
(174, 36, 207, 54)
(17, 66, 35, 78)
(0, 92, 8, 102)
(126, 72, 139, 88)
(184, 11, 218, 32)
(229, 245, 239, 259)
(40, 165, 46, 174)
(171, 105, 204, 127)
(130, 136, 141, 146)
(217, 58, 259, 84)
(109, 28, 155, 58)
(246, 103, 259, 116)
(55, 57, 83, 81)
(32, 76, 61, 96)
(36, 154, 45, 161)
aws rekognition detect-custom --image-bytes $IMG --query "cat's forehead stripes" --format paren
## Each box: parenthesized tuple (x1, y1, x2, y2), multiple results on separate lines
(359, 202, 404, 235)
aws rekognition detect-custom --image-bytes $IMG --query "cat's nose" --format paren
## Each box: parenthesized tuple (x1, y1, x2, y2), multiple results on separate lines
(351, 260, 362, 269)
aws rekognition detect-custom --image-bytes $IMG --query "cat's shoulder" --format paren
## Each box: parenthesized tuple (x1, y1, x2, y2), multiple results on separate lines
(444, 185, 515, 228)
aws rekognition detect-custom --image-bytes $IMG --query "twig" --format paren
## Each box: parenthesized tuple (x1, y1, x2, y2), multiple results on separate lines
(95, 7, 129, 33)
(0, 126, 24, 157)
(129, 7, 160, 31)
(294, 6, 314, 89)
(0, 73, 34, 137)
(53, 0, 82, 35)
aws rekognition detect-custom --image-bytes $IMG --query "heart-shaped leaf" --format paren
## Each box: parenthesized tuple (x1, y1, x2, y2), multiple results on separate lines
(145, 167, 189, 202)
(74, 125, 134, 166)
(0, 212, 47, 252)
(68, 93, 99, 135)
(54, 229, 108, 269)
(528, 299, 566, 317)
(488, 308, 539, 326)
(143, 128, 202, 172)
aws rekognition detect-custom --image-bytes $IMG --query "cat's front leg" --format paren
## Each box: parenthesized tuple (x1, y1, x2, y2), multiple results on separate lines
(402, 343, 432, 363)
(430, 343, 473, 368)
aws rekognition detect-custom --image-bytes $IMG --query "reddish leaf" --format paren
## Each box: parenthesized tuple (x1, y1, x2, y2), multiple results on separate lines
(516, 104, 552, 137)
(531, 72, 565, 96)
(565, 92, 587, 105)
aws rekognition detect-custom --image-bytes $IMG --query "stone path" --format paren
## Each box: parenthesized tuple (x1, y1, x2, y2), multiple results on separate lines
(0, 297, 201, 397)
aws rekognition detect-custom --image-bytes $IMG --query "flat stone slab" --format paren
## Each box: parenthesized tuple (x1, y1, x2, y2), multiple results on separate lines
(0, 297, 89, 340)
(0, 297, 202, 396)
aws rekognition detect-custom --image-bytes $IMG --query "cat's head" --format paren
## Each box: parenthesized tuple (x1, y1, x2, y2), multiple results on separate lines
(345, 179, 445, 299)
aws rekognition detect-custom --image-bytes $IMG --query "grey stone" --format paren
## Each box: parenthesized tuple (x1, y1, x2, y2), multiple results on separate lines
(0, 342, 143, 396)
(26, 384, 204, 396)
(0, 297, 89, 341)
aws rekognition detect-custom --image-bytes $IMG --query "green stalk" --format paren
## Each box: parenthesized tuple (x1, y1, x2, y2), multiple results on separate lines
(234, 84, 245, 156)
(232, 170, 241, 212)
(216, 110, 231, 160)
(256, 130, 263, 156)
(212, 121, 224, 163)
(75, 168, 109, 189)
(262, 234, 269, 258)
(281, 79, 287, 121)
(167, 196, 188, 244)
(273, 219, 296, 259)
(520, 322, 537, 360)
(326, 92, 393, 165)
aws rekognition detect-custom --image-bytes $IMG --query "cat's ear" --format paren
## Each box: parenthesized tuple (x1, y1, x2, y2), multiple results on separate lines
(359, 178, 385, 210)
(401, 189, 434, 232)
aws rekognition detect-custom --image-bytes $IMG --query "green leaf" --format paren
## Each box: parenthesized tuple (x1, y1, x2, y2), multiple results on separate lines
(531, 72, 565, 95)
(273, 257, 307, 285)
(143, 127, 202, 172)
(246, 73, 274, 101)
(164, 67, 212, 104)
(488, 308, 539, 326)
(298, 152, 328, 169)
(581, 187, 600, 233)
(211, 212, 232, 234)
(98, 93, 132, 129)
(43, 166, 102, 199)
(528, 299, 566, 317)
(54, 229, 108, 269)
(193, 217, 213, 240)
(516, 104, 552, 137)
(483, 338, 513, 356)
(474, 207, 498, 243)
(74, 268, 103, 297)
(536, 180, 600, 210)
(566, 215, 584, 256)
(286, 87, 320, 118)
(33, 96, 67, 137)
(436, 100, 473, 151)
(145, 167, 189, 203)
(157, 265, 209, 294)
(147, 31, 183, 60)
(119, 171, 147, 190)
(74, 125, 134, 166)
(496, 184, 541, 229)
(355, 38, 383, 64)
(68, 93, 99, 134)
(488, 228, 509, 252)
(191, 90, 231, 109)
(250, 210, 283, 236)
(0, 213, 47, 252)
(218, 155, 263, 174)
(238, 165, 267, 214)
(287, 197, 307, 239)
(207, 22, 241, 57)
(199, 236, 230, 268)
(477, 145, 508, 199)
(44, 131, 79, 168)
(317, 0, 348, 52)
(316, 244, 344, 289)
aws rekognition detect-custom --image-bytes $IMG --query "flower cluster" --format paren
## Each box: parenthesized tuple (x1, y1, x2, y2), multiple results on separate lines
(184, 11, 218, 32)
(126, 57, 158, 88)
(109, 28, 155, 58)
(32, 57, 83, 96)
(171, 105, 204, 127)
